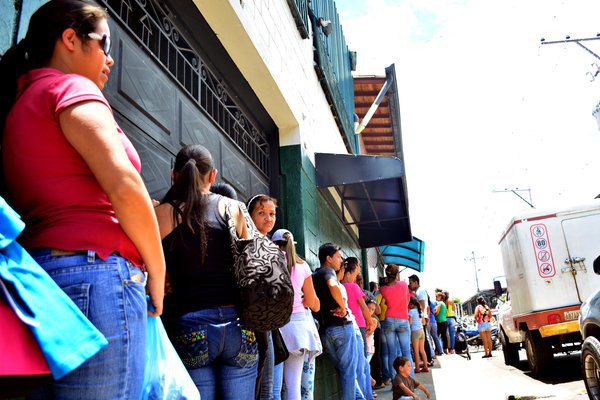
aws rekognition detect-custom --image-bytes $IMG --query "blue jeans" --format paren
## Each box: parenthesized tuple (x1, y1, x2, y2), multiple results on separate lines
(383, 317, 413, 377)
(447, 317, 456, 350)
(272, 361, 283, 400)
(354, 327, 372, 400)
(29, 250, 147, 399)
(173, 306, 258, 400)
(323, 324, 358, 400)
(260, 331, 275, 399)
(379, 323, 390, 381)
(429, 319, 443, 354)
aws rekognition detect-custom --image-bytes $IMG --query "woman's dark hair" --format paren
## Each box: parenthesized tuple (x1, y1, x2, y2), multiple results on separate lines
(385, 264, 399, 283)
(476, 296, 487, 306)
(0, 0, 107, 132)
(355, 274, 364, 287)
(246, 194, 277, 215)
(369, 281, 378, 292)
(378, 276, 387, 287)
(409, 296, 422, 317)
(162, 144, 214, 261)
(210, 182, 237, 200)
(343, 257, 360, 275)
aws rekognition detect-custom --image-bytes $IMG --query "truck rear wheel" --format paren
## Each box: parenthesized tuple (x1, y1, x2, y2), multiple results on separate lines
(500, 329, 520, 366)
(581, 336, 600, 400)
(525, 330, 552, 377)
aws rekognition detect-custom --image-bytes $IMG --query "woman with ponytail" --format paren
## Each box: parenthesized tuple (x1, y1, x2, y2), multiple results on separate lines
(380, 264, 415, 378)
(155, 144, 258, 399)
(271, 229, 321, 400)
(1, 1, 166, 398)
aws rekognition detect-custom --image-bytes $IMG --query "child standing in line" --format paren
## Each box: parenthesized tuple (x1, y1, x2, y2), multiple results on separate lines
(392, 356, 431, 400)
(365, 298, 378, 362)
(366, 298, 379, 394)
(408, 297, 429, 374)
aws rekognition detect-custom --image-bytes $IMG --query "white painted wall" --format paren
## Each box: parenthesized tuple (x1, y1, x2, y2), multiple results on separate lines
(194, 0, 348, 162)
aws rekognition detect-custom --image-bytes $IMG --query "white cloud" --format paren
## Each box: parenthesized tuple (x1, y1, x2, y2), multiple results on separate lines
(340, 0, 600, 300)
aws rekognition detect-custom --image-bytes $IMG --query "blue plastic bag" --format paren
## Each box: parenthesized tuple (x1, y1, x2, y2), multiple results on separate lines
(141, 310, 200, 400)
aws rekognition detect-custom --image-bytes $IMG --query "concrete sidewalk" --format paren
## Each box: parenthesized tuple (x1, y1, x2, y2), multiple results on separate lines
(374, 357, 438, 400)
(374, 349, 588, 400)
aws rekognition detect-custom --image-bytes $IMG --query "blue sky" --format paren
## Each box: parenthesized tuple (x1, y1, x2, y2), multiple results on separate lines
(337, 0, 600, 299)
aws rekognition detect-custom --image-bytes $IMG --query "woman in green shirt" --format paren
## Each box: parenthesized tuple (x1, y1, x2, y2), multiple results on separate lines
(445, 291, 457, 354)
(434, 291, 448, 354)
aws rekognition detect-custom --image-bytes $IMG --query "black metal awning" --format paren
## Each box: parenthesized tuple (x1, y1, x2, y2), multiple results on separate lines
(315, 152, 411, 248)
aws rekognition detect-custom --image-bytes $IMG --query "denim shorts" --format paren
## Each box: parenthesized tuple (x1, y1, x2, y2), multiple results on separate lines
(478, 322, 492, 331)
(29, 249, 147, 400)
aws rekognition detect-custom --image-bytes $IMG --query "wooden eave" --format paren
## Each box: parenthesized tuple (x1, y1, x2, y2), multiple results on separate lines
(353, 76, 397, 156)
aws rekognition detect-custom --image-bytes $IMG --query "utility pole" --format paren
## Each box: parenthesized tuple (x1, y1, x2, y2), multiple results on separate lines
(492, 188, 534, 208)
(540, 34, 600, 80)
(465, 251, 483, 293)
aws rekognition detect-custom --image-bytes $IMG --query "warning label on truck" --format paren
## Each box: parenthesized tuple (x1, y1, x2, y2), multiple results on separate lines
(530, 224, 556, 278)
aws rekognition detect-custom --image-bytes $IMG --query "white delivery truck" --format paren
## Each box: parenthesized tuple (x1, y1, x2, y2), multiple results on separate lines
(495, 200, 600, 376)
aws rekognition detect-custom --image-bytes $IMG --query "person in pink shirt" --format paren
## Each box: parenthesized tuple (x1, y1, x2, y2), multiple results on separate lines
(342, 259, 375, 352)
(0, 1, 165, 397)
(342, 257, 374, 400)
(380, 264, 414, 377)
(272, 229, 321, 400)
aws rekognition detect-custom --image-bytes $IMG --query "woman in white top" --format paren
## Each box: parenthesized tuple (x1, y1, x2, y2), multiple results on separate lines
(272, 229, 321, 400)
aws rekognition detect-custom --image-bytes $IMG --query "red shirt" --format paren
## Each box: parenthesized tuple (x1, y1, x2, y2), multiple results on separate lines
(3, 68, 143, 266)
(380, 280, 409, 319)
(343, 282, 367, 328)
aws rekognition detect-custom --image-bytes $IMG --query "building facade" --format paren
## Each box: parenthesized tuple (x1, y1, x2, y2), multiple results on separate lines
(2, 0, 415, 397)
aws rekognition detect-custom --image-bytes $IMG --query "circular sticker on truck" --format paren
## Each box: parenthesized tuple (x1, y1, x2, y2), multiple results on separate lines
(530, 223, 556, 278)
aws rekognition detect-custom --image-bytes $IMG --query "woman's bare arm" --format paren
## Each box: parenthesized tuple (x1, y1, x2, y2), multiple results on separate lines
(60, 100, 165, 316)
(302, 274, 320, 312)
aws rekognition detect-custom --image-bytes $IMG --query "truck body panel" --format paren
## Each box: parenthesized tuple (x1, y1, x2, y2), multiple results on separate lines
(499, 201, 600, 322)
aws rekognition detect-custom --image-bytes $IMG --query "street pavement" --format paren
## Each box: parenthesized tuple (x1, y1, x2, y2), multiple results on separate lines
(375, 349, 588, 400)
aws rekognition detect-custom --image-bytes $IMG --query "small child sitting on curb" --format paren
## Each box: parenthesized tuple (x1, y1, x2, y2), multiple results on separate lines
(392, 356, 431, 400)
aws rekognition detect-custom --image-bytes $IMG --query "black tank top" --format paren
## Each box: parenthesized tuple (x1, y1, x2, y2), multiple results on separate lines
(162, 193, 238, 316)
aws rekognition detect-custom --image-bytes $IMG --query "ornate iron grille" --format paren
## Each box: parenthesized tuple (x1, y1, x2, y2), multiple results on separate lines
(100, 0, 270, 176)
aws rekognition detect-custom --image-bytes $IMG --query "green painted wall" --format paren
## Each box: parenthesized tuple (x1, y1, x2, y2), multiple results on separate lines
(280, 144, 363, 399)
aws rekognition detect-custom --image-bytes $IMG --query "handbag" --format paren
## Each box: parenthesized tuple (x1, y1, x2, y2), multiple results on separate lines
(0, 285, 52, 397)
(224, 202, 293, 331)
(272, 329, 289, 365)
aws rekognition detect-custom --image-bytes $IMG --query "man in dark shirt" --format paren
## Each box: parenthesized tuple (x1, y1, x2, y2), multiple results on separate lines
(312, 243, 358, 400)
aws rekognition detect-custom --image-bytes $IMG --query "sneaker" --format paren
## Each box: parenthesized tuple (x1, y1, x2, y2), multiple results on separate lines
(414, 368, 421, 374)
(420, 367, 430, 373)
(383, 379, 391, 386)
(449, 349, 455, 354)
(428, 361, 435, 367)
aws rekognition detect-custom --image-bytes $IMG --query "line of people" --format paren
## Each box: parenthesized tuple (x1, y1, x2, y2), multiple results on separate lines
(0, 2, 469, 399)
(365, 272, 464, 395)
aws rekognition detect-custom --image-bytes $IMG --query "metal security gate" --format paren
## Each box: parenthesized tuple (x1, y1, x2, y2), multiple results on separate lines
(2, 0, 276, 201)
(100, 0, 276, 200)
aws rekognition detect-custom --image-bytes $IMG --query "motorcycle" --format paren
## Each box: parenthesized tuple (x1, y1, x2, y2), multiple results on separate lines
(454, 323, 471, 360)
(459, 317, 500, 350)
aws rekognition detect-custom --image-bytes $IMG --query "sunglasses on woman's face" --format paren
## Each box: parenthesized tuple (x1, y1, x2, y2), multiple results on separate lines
(87, 32, 111, 56)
